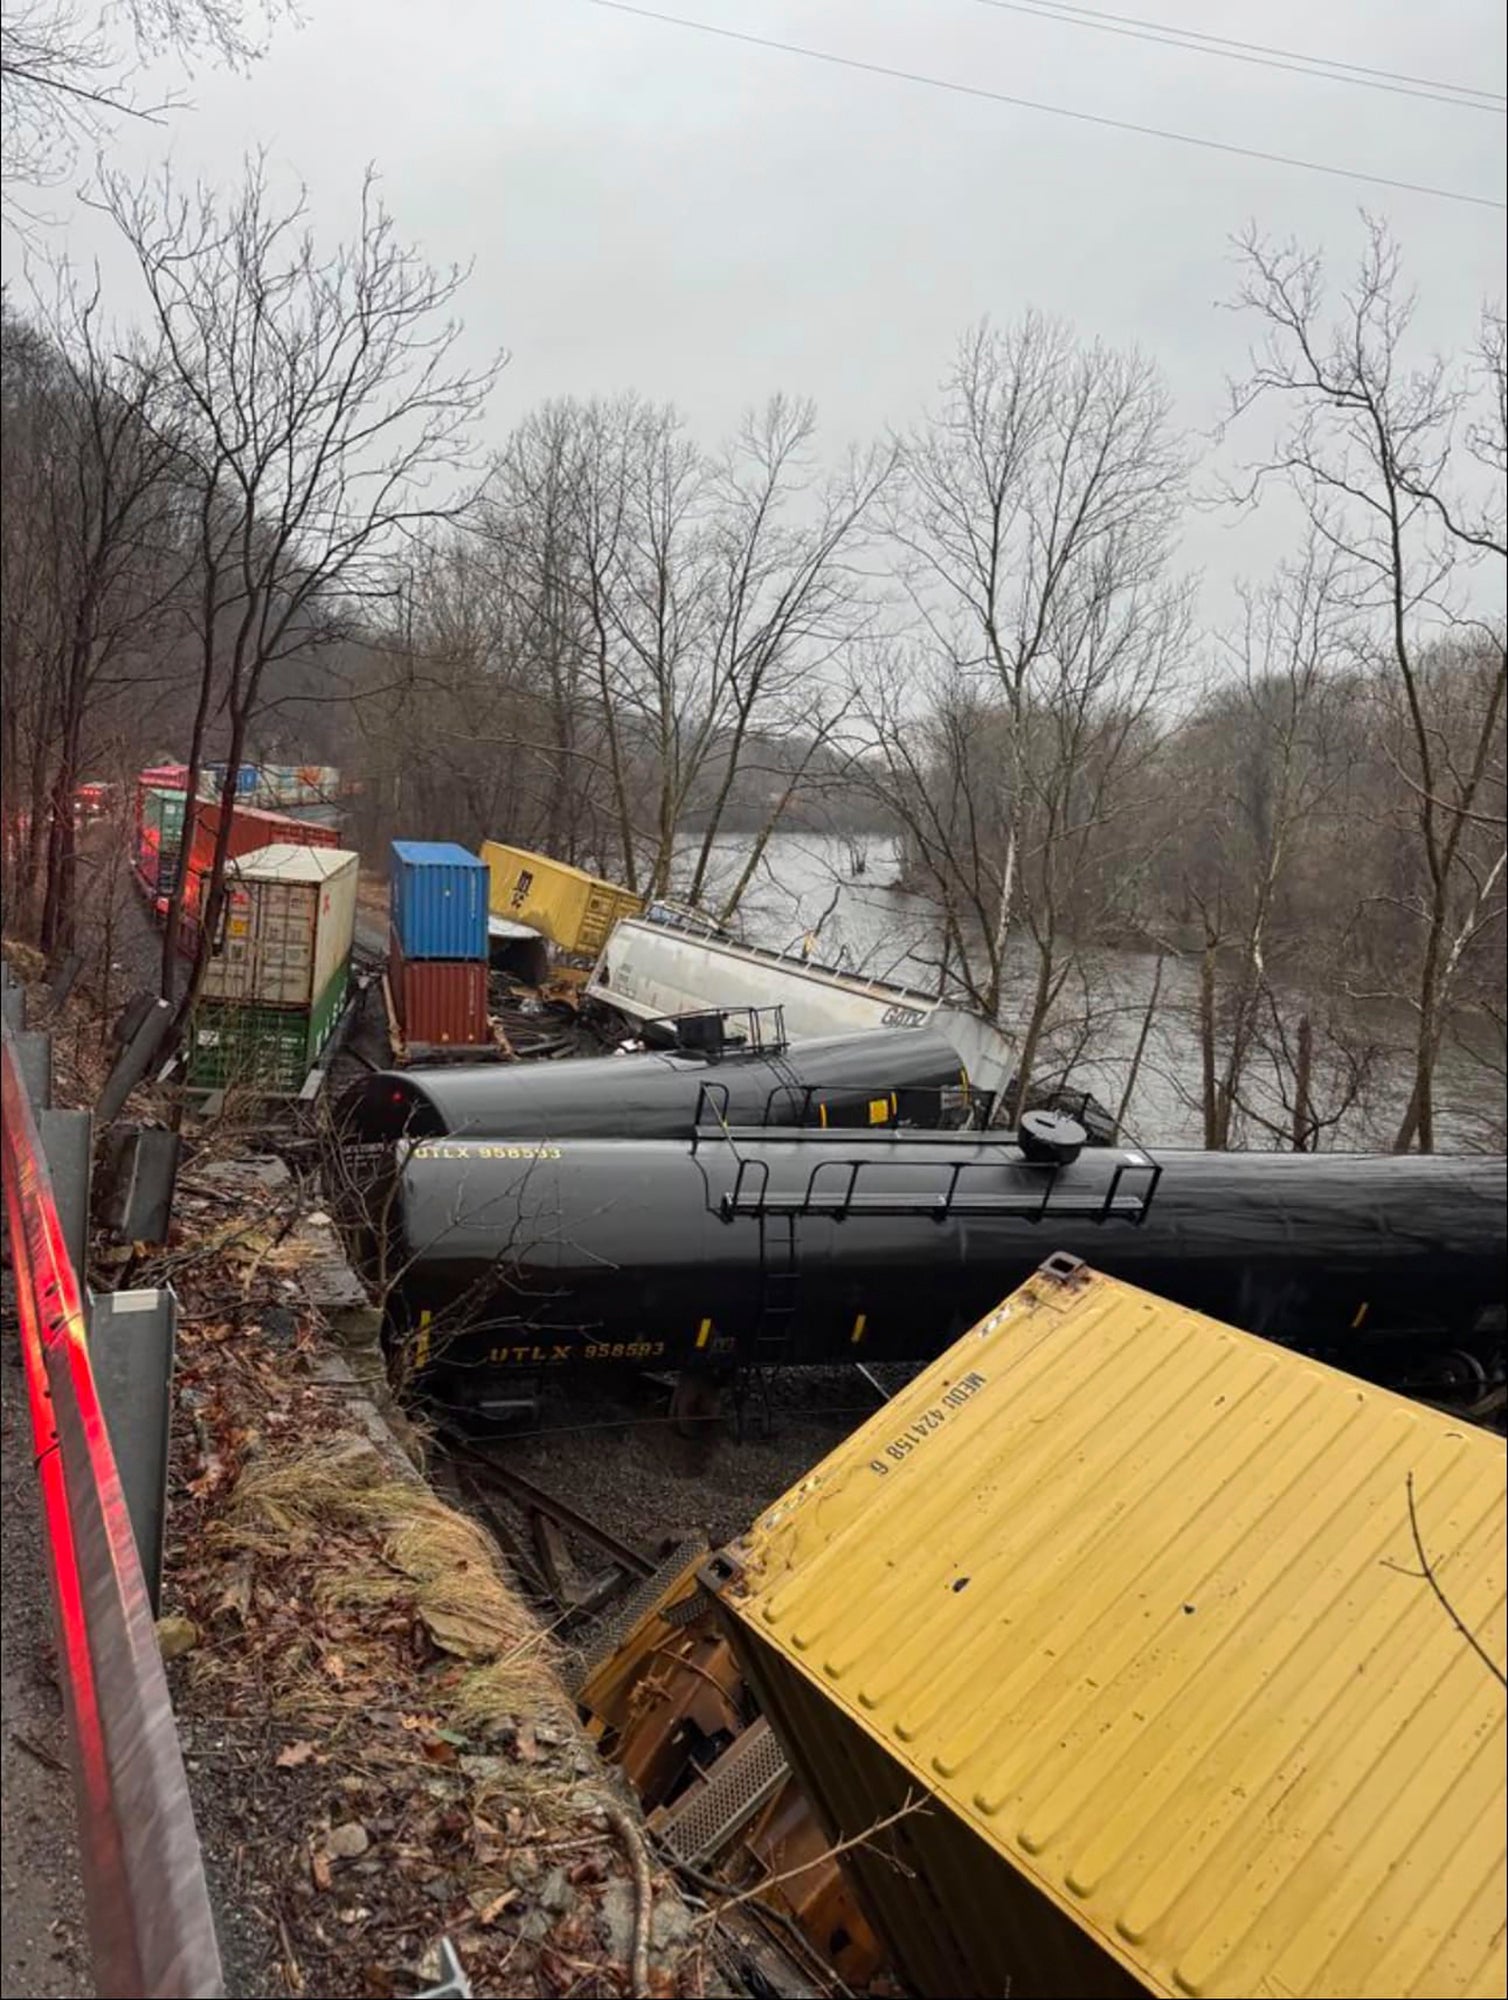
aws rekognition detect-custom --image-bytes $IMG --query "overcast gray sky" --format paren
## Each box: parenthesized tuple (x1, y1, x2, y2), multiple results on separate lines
(17, 0, 1508, 620)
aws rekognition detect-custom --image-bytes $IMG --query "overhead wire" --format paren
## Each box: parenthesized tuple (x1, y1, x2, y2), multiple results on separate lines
(967, 0, 1507, 112)
(579, 0, 1507, 212)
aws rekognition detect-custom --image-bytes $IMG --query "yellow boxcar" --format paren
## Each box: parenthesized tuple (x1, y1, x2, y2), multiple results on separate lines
(479, 841, 643, 959)
(711, 1258, 1508, 2000)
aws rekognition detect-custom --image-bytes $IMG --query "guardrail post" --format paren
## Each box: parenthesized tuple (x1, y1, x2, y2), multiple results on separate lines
(38, 1107, 93, 1290)
(89, 1288, 179, 1616)
(13, 1028, 53, 1111)
(99, 1125, 181, 1246)
(96, 996, 173, 1128)
(1, 960, 23, 1030)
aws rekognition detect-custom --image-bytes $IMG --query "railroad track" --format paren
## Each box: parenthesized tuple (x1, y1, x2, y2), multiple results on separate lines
(440, 1433, 659, 1621)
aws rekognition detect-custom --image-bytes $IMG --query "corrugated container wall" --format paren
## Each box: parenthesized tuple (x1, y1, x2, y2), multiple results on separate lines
(143, 788, 189, 892)
(481, 841, 643, 958)
(714, 1262, 1508, 2000)
(389, 930, 490, 1049)
(186, 1001, 325, 1092)
(199, 846, 357, 1014)
(390, 841, 489, 961)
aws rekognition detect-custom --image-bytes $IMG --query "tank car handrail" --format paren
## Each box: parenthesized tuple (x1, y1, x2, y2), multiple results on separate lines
(692, 1078, 734, 1136)
(1, 1018, 224, 1998)
(713, 1135, 1162, 1225)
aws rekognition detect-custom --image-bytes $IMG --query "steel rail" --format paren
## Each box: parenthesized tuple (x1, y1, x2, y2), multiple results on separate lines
(1, 1018, 223, 1998)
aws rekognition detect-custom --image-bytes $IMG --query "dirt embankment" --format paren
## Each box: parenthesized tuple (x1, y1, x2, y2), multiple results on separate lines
(151, 1149, 708, 1999)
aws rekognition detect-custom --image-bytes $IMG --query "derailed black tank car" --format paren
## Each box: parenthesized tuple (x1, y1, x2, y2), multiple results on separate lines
(339, 1023, 978, 1143)
(382, 1133, 1506, 1404)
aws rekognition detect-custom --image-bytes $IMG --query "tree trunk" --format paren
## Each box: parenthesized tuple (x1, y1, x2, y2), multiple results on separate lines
(173, 708, 258, 1043)
(1010, 942, 1056, 1126)
(1291, 1011, 1313, 1152)
(1199, 941, 1220, 1150)
(160, 637, 219, 1001)
(1115, 952, 1164, 1138)
(1393, 912, 1445, 1154)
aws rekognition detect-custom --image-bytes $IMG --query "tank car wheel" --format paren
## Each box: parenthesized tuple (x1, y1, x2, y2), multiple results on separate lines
(669, 1368, 723, 1438)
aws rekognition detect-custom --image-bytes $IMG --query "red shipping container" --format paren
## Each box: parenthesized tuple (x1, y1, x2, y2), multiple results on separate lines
(388, 929, 491, 1049)
(181, 800, 342, 928)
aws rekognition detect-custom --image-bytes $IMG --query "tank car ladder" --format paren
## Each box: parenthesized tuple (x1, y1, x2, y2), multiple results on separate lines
(691, 1081, 807, 1430)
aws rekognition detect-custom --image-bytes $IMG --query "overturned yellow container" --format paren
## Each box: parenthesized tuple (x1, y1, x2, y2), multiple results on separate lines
(479, 841, 643, 960)
(711, 1259, 1508, 2000)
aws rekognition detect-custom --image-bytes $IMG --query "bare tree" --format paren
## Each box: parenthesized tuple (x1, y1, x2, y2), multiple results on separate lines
(858, 316, 1187, 1113)
(1229, 219, 1507, 1152)
(356, 392, 886, 916)
(678, 399, 890, 906)
(29, 276, 189, 956)
(0, 282, 192, 944)
(95, 156, 499, 1030)
(1174, 543, 1355, 1146)
(884, 315, 1187, 1020)
(1, 0, 281, 214)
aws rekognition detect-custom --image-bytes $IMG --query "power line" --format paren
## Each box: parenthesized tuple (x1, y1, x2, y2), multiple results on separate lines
(580, 0, 1507, 213)
(969, 0, 1507, 113)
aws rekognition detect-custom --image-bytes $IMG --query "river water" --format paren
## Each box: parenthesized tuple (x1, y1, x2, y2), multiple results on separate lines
(677, 832, 1504, 1153)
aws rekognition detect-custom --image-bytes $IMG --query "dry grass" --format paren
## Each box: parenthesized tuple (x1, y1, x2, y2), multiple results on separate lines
(219, 1437, 562, 1733)
(157, 1163, 703, 1996)
(1, 938, 47, 981)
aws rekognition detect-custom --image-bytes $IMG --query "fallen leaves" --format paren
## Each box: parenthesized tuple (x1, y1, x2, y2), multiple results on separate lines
(472, 1886, 519, 1927)
(152, 1135, 703, 2000)
(416, 1601, 513, 1663)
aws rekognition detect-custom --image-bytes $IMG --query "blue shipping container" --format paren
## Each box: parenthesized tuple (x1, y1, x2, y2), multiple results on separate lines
(390, 841, 489, 960)
(205, 762, 260, 795)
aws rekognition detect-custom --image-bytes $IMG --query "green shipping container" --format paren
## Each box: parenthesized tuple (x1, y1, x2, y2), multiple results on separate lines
(186, 961, 349, 1092)
(145, 786, 189, 887)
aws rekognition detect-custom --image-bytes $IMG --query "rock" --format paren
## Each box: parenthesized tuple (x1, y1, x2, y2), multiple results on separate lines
(325, 1822, 370, 1860)
(650, 1897, 695, 1955)
(459, 1754, 508, 1783)
(538, 1868, 574, 1916)
(156, 1615, 200, 1661)
(599, 1880, 637, 1964)
(197, 1156, 290, 1189)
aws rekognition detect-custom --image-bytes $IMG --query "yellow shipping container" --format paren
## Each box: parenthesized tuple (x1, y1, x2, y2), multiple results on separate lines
(479, 841, 643, 959)
(711, 1258, 1508, 2000)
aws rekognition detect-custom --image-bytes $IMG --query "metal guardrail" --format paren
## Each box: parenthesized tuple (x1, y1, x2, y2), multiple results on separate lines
(1, 1012, 224, 1998)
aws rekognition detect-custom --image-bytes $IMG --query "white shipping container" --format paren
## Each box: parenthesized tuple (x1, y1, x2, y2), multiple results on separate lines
(200, 844, 359, 1009)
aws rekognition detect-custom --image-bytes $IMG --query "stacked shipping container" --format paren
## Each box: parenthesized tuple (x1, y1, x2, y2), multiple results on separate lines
(203, 763, 342, 809)
(132, 762, 345, 914)
(179, 801, 341, 944)
(186, 845, 359, 1092)
(137, 786, 189, 896)
(388, 841, 491, 1052)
